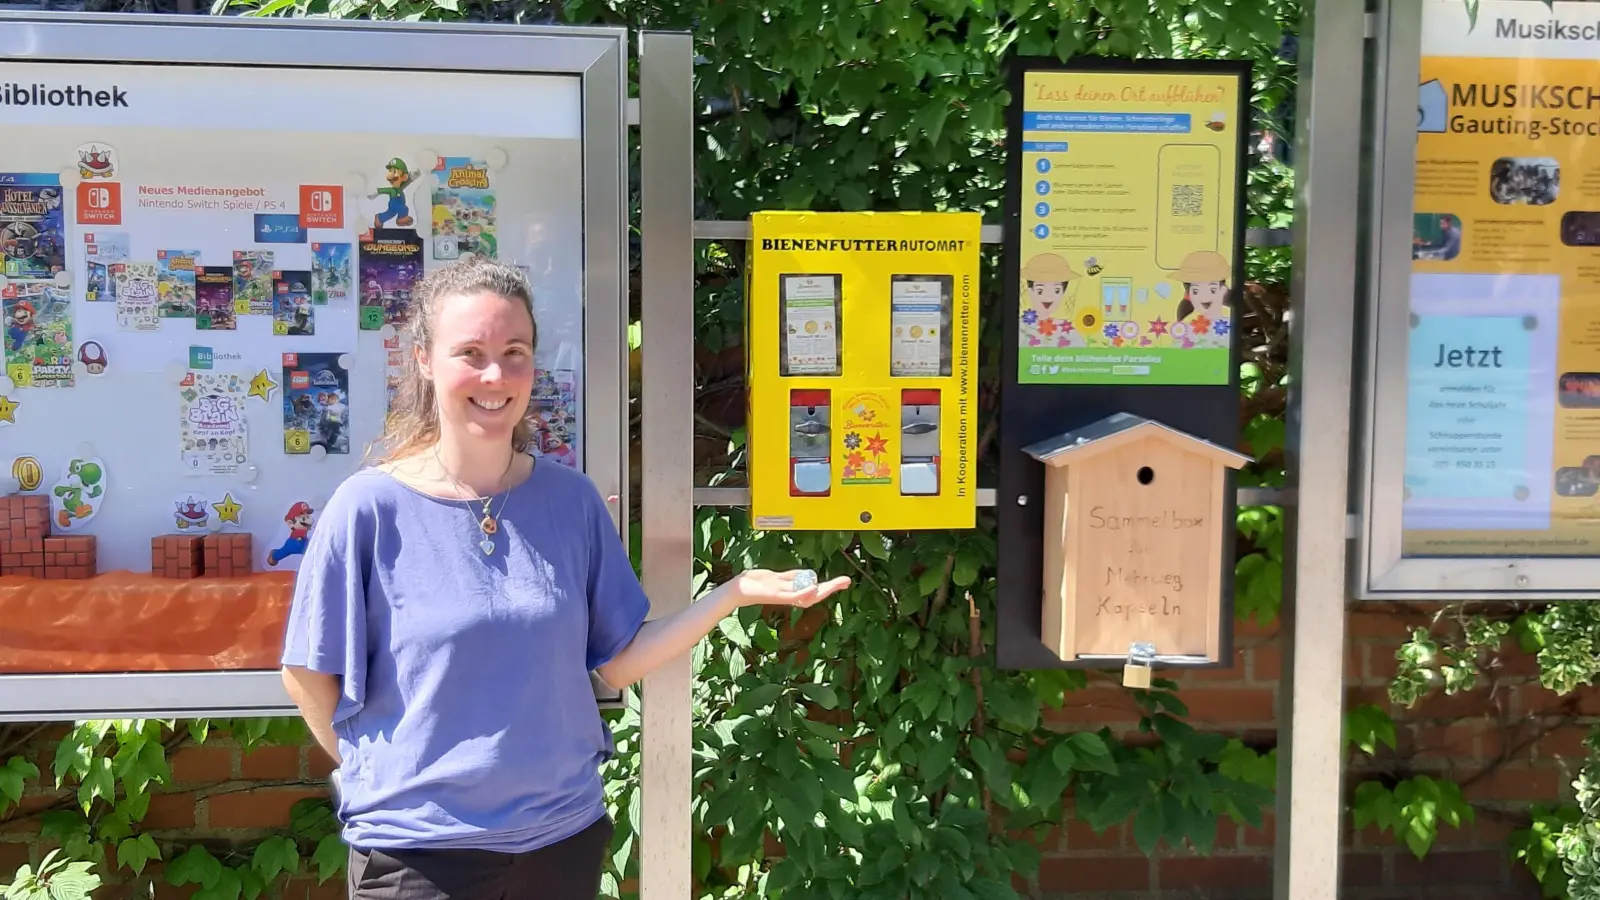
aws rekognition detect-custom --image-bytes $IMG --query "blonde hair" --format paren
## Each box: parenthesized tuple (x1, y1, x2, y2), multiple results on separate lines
(373, 258, 539, 464)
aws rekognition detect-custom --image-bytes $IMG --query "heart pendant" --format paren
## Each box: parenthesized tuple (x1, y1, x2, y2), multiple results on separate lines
(480, 538, 495, 555)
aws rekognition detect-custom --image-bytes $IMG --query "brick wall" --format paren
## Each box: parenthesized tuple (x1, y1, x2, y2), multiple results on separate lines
(0, 735, 342, 900)
(2, 604, 1577, 899)
(1031, 607, 1571, 900)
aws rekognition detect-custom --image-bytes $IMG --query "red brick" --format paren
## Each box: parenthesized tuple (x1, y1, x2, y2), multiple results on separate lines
(1393, 849, 1505, 886)
(0, 841, 30, 874)
(1174, 688, 1276, 725)
(1061, 817, 1123, 852)
(169, 746, 234, 784)
(1537, 725, 1592, 762)
(1463, 766, 1561, 803)
(1343, 851, 1387, 886)
(142, 792, 197, 829)
(1240, 812, 1275, 848)
(1158, 854, 1271, 891)
(308, 746, 338, 780)
(206, 788, 327, 829)
(1348, 610, 1415, 639)
(1042, 688, 1141, 725)
(1252, 642, 1282, 682)
(240, 746, 301, 781)
(1182, 647, 1246, 683)
(1411, 723, 1482, 761)
(1038, 855, 1149, 892)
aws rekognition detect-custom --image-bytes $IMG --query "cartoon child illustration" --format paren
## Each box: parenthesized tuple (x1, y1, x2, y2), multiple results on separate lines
(369, 158, 420, 229)
(267, 501, 315, 567)
(1020, 252, 1080, 323)
(6, 300, 34, 352)
(1169, 250, 1231, 323)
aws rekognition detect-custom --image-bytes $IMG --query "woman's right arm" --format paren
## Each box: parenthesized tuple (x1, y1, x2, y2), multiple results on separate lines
(282, 665, 343, 764)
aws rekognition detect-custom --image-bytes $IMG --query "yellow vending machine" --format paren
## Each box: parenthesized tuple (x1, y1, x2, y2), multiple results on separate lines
(746, 211, 981, 531)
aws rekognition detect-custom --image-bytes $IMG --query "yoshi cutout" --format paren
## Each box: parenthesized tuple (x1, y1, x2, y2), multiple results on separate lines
(51, 456, 106, 530)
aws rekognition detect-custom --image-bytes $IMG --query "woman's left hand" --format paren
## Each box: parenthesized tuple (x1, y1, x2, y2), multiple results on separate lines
(728, 568, 852, 609)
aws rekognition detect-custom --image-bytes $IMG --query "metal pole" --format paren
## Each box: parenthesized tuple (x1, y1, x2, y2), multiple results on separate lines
(1273, 1, 1367, 898)
(637, 29, 696, 900)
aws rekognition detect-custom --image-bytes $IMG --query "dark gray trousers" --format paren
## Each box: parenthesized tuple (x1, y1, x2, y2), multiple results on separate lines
(347, 816, 613, 900)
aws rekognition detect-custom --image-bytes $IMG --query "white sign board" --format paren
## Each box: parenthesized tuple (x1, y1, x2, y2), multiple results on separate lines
(0, 14, 631, 717)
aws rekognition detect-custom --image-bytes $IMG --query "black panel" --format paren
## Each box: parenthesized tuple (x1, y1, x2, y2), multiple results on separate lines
(995, 55, 1253, 671)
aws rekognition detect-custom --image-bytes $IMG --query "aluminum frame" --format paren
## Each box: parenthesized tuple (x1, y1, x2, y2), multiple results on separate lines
(1355, 0, 1600, 599)
(1273, 0, 1367, 896)
(0, 11, 632, 720)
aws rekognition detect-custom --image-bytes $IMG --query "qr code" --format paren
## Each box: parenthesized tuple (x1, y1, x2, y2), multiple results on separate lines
(1171, 184, 1204, 216)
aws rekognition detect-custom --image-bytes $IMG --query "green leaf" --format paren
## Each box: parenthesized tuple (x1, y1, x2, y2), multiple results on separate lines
(798, 683, 839, 711)
(116, 834, 161, 876)
(313, 833, 347, 884)
(76, 757, 114, 814)
(1132, 800, 1165, 855)
(0, 757, 38, 806)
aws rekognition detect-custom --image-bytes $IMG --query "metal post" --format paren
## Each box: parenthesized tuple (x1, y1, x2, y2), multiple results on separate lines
(1273, 1, 1367, 898)
(637, 29, 696, 900)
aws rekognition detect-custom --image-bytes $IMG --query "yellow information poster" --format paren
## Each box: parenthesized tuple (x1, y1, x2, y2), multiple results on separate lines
(1015, 67, 1245, 385)
(1402, 0, 1600, 557)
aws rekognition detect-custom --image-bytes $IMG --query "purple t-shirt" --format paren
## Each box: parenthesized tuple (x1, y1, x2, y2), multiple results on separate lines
(280, 461, 650, 853)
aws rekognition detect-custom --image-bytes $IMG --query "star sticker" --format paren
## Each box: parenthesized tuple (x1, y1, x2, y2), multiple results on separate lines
(248, 369, 278, 402)
(0, 394, 17, 424)
(212, 492, 243, 525)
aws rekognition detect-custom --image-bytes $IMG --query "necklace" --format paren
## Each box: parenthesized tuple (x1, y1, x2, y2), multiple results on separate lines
(435, 448, 516, 556)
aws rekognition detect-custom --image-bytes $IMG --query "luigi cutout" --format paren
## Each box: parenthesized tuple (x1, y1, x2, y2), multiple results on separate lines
(1020, 252, 1081, 325)
(1169, 250, 1231, 324)
(368, 158, 421, 229)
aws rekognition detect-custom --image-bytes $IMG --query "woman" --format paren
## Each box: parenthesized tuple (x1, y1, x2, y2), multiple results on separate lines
(280, 258, 850, 900)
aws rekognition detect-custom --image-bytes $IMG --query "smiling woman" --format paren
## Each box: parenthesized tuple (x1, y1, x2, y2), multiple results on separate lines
(277, 258, 851, 900)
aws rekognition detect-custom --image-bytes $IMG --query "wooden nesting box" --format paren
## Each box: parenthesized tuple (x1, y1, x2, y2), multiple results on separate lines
(1022, 413, 1250, 665)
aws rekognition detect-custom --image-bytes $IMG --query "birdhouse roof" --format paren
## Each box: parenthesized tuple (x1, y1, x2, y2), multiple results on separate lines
(1021, 413, 1253, 469)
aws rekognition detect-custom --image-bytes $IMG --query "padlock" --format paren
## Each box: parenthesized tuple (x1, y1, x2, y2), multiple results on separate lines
(1122, 641, 1157, 690)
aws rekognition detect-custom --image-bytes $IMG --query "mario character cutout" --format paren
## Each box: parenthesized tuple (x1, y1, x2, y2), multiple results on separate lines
(267, 501, 314, 567)
(1167, 250, 1232, 349)
(6, 298, 33, 353)
(368, 158, 421, 229)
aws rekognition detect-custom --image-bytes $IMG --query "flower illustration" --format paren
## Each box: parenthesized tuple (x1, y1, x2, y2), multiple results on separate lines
(1101, 322, 1120, 339)
(843, 432, 861, 451)
(1039, 318, 1057, 336)
(1191, 315, 1211, 335)
(847, 452, 866, 470)
(1029, 336, 1041, 346)
(1148, 317, 1169, 336)
(1213, 318, 1231, 337)
(1022, 309, 1038, 325)
(865, 434, 889, 456)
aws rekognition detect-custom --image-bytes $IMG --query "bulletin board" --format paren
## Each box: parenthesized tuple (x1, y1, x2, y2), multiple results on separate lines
(0, 13, 632, 719)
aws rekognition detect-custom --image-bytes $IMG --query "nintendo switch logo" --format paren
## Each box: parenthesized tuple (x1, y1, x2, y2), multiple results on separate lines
(299, 185, 343, 229)
(76, 182, 121, 225)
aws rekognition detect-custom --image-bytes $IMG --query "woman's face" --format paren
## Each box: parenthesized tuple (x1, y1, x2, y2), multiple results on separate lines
(419, 289, 536, 445)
